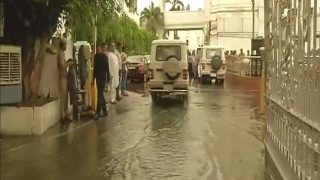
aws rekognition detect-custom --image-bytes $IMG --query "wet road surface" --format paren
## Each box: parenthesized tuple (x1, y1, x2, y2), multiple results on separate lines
(1, 82, 266, 180)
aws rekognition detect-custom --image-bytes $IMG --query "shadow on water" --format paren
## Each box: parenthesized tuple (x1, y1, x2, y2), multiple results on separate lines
(150, 98, 188, 131)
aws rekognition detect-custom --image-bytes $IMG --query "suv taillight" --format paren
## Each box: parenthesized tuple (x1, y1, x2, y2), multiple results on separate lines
(149, 69, 154, 79)
(183, 69, 188, 79)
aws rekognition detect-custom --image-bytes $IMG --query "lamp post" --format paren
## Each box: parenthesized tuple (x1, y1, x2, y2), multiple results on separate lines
(251, 0, 255, 39)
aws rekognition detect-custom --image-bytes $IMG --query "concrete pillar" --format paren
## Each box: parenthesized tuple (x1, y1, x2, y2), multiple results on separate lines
(159, 0, 165, 12)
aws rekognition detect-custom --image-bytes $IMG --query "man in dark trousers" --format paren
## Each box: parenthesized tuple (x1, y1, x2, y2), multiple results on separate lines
(92, 45, 110, 119)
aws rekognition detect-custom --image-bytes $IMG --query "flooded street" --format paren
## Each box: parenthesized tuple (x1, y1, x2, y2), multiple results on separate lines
(1, 82, 266, 180)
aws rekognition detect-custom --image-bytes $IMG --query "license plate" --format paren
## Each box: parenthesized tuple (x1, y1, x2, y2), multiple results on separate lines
(128, 66, 136, 70)
(210, 73, 217, 77)
(164, 85, 173, 91)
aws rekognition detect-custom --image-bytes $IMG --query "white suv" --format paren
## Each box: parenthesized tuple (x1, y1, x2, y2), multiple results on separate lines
(148, 40, 189, 103)
(196, 46, 226, 84)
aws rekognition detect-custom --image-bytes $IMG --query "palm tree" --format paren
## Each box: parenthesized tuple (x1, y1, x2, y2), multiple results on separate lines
(165, 0, 185, 39)
(125, 0, 138, 12)
(165, 0, 185, 11)
(140, 2, 164, 38)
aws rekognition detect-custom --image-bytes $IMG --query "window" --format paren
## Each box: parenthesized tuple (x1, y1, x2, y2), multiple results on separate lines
(156, 45, 181, 61)
(0, 52, 21, 85)
(206, 49, 221, 59)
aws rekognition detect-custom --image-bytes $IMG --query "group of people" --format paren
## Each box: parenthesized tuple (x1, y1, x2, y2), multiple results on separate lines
(224, 49, 249, 58)
(92, 42, 129, 119)
(57, 39, 129, 123)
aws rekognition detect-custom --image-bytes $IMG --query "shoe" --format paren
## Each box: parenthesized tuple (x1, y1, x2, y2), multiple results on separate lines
(122, 93, 129, 96)
(116, 97, 122, 101)
(101, 111, 108, 117)
(111, 101, 117, 104)
(93, 114, 99, 120)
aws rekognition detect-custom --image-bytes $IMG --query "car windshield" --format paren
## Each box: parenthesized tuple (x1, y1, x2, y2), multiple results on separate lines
(206, 49, 221, 59)
(156, 45, 181, 61)
(127, 56, 144, 64)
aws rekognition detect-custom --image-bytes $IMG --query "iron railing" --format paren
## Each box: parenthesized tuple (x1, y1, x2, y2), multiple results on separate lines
(226, 55, 263, 77)
(265, 0, 320, 179)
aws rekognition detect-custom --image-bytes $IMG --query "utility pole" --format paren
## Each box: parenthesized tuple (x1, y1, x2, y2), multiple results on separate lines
(251, 0, 255, 39)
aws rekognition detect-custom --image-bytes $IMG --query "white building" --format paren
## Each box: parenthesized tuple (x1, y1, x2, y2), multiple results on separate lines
(209, 0, 264, 52)
(161, 0, 265, 51)
(118, 0, 140, 25)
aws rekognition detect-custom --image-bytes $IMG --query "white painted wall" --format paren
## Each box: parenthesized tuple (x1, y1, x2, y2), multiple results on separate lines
(164, 10, 206, 30)
(1, 99, 60, 135)
(212, 36, 252, 53)
(167, 30, 204, 50)
(209, 0, 264, 49)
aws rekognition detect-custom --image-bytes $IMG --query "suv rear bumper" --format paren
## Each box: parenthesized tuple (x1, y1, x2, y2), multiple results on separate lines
(148, 80, 188, 94)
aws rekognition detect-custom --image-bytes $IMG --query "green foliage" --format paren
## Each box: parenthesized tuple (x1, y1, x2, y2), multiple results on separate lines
(165, 0, 185, 11)
(96, 15, 155, 55)
(140, 2, 164, 36)
(1, 0, 118, 44)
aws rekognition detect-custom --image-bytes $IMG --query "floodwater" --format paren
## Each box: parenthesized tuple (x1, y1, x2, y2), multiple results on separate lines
(1, 82, 266, 180)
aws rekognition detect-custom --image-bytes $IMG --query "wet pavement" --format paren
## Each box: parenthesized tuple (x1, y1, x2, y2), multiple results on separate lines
(1, 81, 266, 180)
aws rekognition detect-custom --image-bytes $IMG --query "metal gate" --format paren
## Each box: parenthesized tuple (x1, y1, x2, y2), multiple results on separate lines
(264, 0, 320, 180)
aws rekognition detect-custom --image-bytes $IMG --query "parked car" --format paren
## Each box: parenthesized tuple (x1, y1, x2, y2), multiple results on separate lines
(196, 46, 226, 84)
(126, 55, 148, 82)
(147, 39, 189, 103)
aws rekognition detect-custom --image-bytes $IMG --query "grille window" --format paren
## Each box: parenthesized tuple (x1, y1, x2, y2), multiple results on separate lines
(0, 52, 21, 85)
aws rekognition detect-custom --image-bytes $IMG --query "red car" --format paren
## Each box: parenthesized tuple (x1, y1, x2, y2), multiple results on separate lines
(126, 55, 149, 82)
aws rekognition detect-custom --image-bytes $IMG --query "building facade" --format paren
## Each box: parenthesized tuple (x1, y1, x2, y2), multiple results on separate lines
(118, 0, 140, 25)
(160, 0, 264, 51)
(209, 0, 264, 52)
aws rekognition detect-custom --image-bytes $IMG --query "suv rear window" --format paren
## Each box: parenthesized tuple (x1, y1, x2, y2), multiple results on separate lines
(206, 49, 221, 59)
(156, 45, 181, 61)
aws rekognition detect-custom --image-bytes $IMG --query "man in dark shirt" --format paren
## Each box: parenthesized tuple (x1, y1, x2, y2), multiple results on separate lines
(92, 45, 110, 118)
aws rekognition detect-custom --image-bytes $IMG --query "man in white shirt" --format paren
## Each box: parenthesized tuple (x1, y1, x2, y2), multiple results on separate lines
(115, 45, 122, 100)
(120, 47, 128, 96)
(108, 43, 120, 104)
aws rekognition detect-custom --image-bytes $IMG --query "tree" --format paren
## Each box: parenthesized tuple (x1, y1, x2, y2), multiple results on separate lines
(124, 0, 138, 13)
(165, 0, 185, 11)
(97, 15, 155, 55)
(140, 2, 164, 38)
(0, 0, 117, 104)
(165, 0, 184, 39)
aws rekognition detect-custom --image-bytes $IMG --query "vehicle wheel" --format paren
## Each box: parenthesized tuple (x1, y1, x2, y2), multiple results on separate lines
(200, 76, 205, 84)
(151, 93, 158, 103)
(183, 94, 188, 102)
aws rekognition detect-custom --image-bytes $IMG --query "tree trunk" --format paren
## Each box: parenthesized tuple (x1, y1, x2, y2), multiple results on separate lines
(2, 1, 51, 105)
(22, 34, 49, 105)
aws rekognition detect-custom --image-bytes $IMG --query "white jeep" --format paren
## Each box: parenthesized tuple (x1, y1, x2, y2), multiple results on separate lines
(147, 40, 189, 103)
(196, 46, 226, 84)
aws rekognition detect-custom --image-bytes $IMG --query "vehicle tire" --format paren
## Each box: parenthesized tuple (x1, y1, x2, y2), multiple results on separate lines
(211, 55, 223, 70)
(151, 93, 158, 103)
(163, 56, 182, 80)
(200, 76, 205, 84)
(220, 79, 224, 85)
(183, 94, 188, 102)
